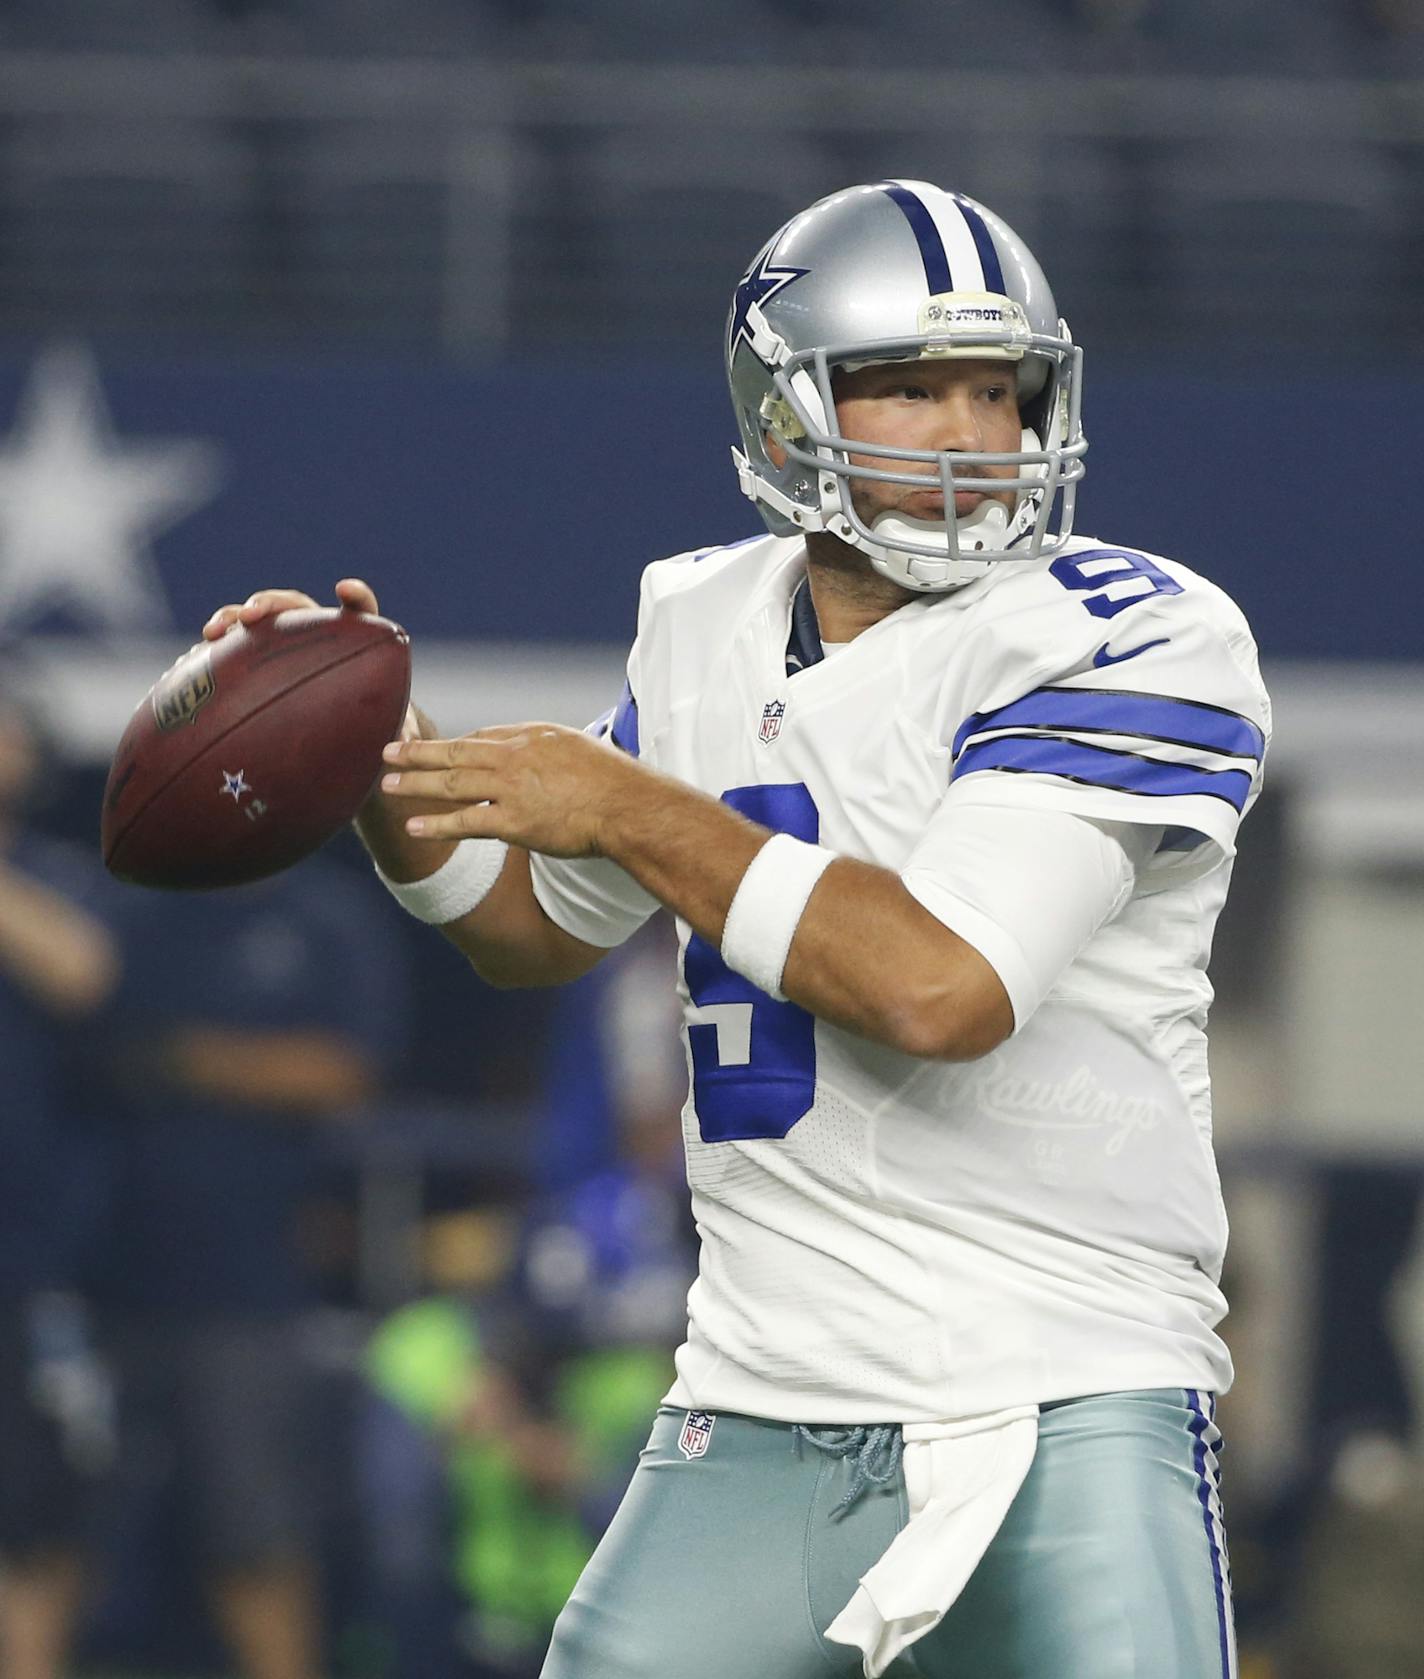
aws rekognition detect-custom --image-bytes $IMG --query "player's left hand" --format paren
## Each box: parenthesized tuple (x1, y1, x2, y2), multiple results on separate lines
(379, 723, 638, 858)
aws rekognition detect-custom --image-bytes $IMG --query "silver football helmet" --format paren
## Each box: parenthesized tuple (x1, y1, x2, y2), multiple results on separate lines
(727, 180, 1087, 591)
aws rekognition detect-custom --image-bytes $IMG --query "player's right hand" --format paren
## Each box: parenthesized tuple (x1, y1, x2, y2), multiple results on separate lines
(201, 577, 381, 642)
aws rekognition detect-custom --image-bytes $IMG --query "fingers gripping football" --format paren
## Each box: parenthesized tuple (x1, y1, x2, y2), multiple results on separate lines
(380, 724, 631, 858)
(202, 578, 380, 641)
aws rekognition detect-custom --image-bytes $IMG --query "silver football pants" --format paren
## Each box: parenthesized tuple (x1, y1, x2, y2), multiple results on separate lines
(541, 1388, 1235, 1679)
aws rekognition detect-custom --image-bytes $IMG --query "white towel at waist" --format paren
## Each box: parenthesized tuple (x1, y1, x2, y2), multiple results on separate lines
(824, 1404, 1040, 1678)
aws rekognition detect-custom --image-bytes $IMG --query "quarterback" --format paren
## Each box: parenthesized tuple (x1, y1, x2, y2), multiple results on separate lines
(209, 182, 1268, 1676)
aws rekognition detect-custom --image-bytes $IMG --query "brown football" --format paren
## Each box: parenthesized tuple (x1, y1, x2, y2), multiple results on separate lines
(101, 608, 412, 889)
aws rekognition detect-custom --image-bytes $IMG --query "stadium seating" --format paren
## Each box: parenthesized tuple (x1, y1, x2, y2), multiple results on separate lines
(0, 1, 1415, 358)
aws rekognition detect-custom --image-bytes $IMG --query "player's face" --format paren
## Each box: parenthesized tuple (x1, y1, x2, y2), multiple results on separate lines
(831, 358, 1022, 525)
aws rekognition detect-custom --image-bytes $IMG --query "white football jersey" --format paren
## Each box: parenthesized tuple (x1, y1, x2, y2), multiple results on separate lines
(531, 532, 1271, 1424)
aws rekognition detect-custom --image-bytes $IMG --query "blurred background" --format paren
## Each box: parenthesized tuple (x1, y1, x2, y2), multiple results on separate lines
(0, 3, 1421, 1677)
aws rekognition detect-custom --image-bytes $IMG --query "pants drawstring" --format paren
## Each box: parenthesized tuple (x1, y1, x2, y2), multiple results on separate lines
(794, 1423, 904, 1513)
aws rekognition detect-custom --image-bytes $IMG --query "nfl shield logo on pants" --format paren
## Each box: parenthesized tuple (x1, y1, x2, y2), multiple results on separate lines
(759, 700, 786, 745)
(678, 1410, 716, 1459)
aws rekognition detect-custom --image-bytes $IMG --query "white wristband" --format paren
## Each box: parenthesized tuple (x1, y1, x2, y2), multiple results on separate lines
(375, 839, 509, 925)
(720, 832, 835, 1002)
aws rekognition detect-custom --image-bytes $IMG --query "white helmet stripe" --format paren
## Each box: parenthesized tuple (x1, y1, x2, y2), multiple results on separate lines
(888, 178, 988, 294)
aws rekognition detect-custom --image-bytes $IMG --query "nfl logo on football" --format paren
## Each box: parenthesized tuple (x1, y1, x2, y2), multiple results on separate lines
(759, 700, 786, 745)
(678, 1410, 716, 1460)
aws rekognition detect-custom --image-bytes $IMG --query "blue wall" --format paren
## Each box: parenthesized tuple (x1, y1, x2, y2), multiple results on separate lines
(1, 354, 1414, 659)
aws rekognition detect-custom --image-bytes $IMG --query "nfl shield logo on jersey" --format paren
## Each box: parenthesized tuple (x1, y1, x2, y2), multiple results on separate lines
(759, 700, 786, 745)
(678, 1410, 716, 1459)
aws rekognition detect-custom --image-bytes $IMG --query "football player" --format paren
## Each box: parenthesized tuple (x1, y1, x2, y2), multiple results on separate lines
(209, 181, 1267, 1677)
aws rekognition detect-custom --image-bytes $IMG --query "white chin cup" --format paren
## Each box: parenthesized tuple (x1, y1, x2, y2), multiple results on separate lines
(853, 428, 1049, 590)
(870, 496, 1009, 561)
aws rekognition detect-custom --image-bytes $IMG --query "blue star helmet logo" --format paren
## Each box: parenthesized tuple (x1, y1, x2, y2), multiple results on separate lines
(728, 250, 810, 365)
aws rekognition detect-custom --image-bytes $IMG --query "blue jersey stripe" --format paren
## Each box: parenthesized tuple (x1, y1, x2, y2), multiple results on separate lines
(952, 687, 1264, 762)
(609, 679, 640, 758)
(879, 182, 953, 294)
(952, 194, 1006, 295)
(953, 735, 1253, 812)
(1186, 1390, 1234, 1679)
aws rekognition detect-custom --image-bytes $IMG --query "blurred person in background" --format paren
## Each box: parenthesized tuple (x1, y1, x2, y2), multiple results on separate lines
(537, 916, 685, 1191)
(209, 178, 1269, 1677)
(362, 923, 693, 1677)
(0, 676, 120, 1679)
(94, 859, 405, 1679)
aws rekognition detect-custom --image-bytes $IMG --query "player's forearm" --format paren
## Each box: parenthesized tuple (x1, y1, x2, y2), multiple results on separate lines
(360, 793, 599, 988)
(440, 846, 604, 988)
(595, 767, 767, 945)
(598, 768, 1009, 1059)
(354, 784, 457, 882)
(358, 709, 598, 987)
(354, 702, 458, 883)
(780, 854, 1011, 1058)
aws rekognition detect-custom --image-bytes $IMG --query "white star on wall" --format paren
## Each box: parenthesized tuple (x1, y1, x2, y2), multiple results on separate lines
(0, 343, 223, 635)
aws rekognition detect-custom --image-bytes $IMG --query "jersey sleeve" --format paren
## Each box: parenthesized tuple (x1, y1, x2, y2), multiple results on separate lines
(902, 803, 1153, 1029)
(529, 852, 660, 949)
(946, 590, 1270, 889)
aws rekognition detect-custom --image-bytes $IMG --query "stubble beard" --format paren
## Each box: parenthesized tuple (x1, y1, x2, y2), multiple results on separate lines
(803, 527, 919, 615)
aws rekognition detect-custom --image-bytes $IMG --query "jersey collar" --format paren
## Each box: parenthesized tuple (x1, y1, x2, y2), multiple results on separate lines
(785, 577, 824, 677)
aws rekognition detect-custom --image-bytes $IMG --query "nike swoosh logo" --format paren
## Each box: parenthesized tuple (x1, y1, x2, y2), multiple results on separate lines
(1092, 637, 1170, 668)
